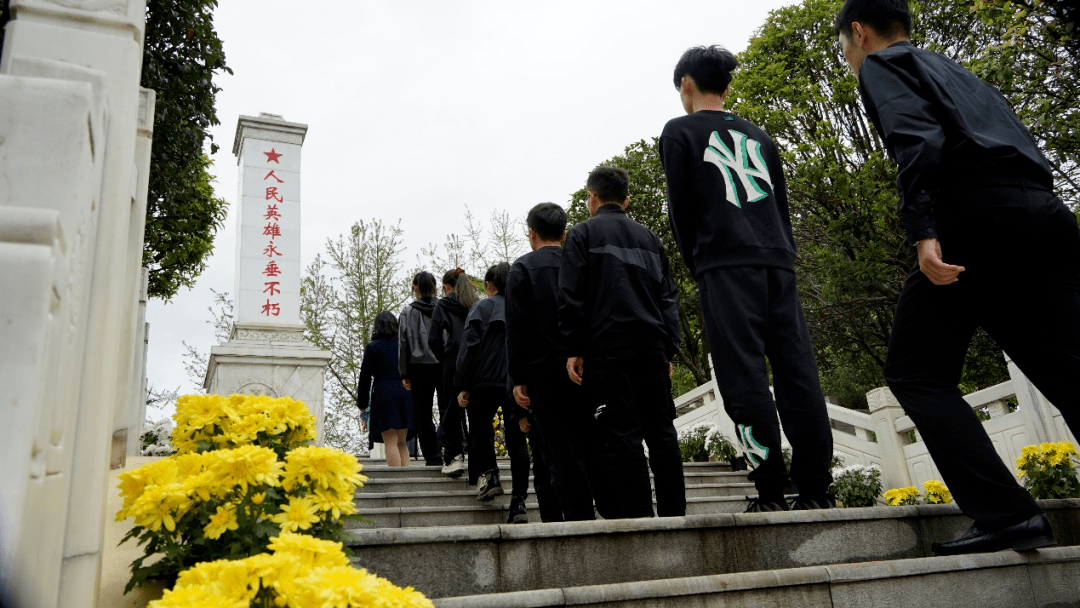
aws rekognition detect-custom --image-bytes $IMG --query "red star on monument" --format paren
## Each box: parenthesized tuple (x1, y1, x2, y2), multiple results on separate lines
(264, 148, 282, 163)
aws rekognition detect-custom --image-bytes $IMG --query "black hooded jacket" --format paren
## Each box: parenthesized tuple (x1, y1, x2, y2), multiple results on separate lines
(428, 292, 468, 367)
(398, 298, 439, 377)
(455, 294, 508, 391)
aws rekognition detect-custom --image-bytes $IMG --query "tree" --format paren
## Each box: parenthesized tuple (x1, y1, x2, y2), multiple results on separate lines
(567, 140, 711, 392)
(301, 219, 411, 453)
(141, 0, 231, 299)
(419, 205, 528, 276)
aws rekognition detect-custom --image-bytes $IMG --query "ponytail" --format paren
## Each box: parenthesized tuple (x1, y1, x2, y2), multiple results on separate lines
(444, 267, 479, 311)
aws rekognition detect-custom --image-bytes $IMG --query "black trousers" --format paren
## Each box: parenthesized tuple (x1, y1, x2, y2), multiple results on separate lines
(465, 388, 558, 518)
(438, 360, 468, 464)
(408, 363, 442, 465)
(585, 359, 685, 518)
(885, 183, 1080, 530)
(528, 365, 596, 521)
(699, 266, 833, 499)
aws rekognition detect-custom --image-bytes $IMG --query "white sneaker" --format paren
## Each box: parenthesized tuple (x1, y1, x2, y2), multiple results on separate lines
(442, 454, 465, 478)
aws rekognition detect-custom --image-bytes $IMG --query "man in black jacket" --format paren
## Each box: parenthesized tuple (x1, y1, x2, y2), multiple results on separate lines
(835, 0, 1076, 555)
(507, 202, 596, 521)
(660, 45, 835, 513)
(559, 166, 685, 519)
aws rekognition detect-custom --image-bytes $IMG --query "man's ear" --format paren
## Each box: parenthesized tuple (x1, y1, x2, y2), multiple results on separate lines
(620, 196, 630, 210)
(679, 75, 696, 93)
(720, 86, 731, 101)
(559, 233, 566, 245)
(851, 21, 871, 48)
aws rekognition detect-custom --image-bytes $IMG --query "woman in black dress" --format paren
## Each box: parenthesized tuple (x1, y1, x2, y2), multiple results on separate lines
(358, 311, 415, 467)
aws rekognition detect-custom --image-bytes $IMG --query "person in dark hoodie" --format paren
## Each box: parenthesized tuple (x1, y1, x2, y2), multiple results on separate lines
(428, 268, 480, 477)
(357, 311, 415, 467)
(457, 263, 559, 522)
(559, 165, 685, 519)
(507, 202, 595, 521)
(399, 271, 443, 466)
(659, 45, 834, 513)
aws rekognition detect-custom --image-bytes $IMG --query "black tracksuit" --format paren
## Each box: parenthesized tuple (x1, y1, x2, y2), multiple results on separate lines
(861, 41, 1080, 530)
(428, 292, 469, 464)
(456, 294, 556, 515)
(506, 246, 595, 521)
(661, 110, 834, 500)
(558, 205, 685, 518)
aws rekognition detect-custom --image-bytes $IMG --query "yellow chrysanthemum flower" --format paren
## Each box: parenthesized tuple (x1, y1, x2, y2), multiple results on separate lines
(922, 480, 952, 504)
(282, 446, 367, 494)
(883, 486, 919, 506)
(268, 531, 351, 569)
(208, 445, 284, 493)
(203, 504, 240, 540)
(148, 584, 248, 608)
(270, 496, 321, 532)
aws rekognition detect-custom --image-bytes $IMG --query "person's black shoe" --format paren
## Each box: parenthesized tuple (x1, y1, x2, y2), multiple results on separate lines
(790, 495, 836, 510)
(931, 513, 1057, 556)
(476, 469, 504, 502)
(507, 495, 528, 524)
(744, 495, 790, 513)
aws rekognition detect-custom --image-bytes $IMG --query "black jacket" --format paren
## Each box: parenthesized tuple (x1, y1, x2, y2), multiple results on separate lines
(558, 205, 680, 362)
(455, 294, 509, 391)
(505, 246, 566, 386)
(660, 110, 796, 278)
(428, 292, 468, 369)
(398, 298, 439, 377)
(858, 41, 1054, 244)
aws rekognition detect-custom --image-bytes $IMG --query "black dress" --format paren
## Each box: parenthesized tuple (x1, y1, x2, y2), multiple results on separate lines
(357, 337, 415, 442)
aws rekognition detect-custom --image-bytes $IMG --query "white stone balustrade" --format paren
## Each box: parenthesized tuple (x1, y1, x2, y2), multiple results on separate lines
(674, 356, 1078, 494)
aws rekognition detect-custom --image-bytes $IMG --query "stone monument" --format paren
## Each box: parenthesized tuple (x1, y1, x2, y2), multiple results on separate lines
(204, 113, 331, 444)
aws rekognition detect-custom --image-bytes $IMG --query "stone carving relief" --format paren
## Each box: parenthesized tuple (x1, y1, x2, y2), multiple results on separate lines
(40, 0, 127, 14)
(232, 328, 307, 342)
(237, 382, 278, 397)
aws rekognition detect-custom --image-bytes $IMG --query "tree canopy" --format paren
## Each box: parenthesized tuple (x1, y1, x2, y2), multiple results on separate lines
(141, 0, 231, 299)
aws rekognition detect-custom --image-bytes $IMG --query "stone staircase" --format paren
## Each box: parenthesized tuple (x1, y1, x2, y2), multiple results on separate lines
(346, 459, 1080, 607)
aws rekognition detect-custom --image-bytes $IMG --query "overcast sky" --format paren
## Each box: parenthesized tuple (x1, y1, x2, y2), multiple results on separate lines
(145, 0, 802, 409)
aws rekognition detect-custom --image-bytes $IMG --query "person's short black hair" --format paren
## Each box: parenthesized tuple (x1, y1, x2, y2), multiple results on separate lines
(586, 166, 629, 204)
(412, 271, 437, 299)
(484, 262, 510, 295)
(833, 0, 911, 39)
(371, 310, 398, 340)
(526, 203, 567, 242)
(672, 45, 738, 94)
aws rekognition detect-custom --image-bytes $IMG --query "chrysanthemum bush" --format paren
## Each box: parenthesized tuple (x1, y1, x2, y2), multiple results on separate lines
(141, 418, 177, 456)
(705, 426, 737, 462)
(829, 464, 882, 508)
(116, 394, 369, 593)
(1016, 441, 1080, 499)
(883, 480, 952, 506)
(148, 532, 433, 608)
(679, 422, 736, 462)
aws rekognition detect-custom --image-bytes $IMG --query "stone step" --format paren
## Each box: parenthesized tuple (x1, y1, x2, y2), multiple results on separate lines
(348, 495, 757, 529)
(356, 460, 738, 480)
(357, 468, 749, 495)
(431, 546, 1080, 607)
(354, 483, 757, 509)
(345, 499, 1080, 600)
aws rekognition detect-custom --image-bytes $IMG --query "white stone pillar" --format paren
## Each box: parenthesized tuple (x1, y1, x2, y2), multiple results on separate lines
(867, 387, 913, 491)
(1005, 353, 1059, 444)
(2, 0, 149, 605)
(205, 113, 331, 444)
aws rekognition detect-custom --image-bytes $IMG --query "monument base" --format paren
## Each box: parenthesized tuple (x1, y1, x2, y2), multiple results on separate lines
(204, 324, 331, 445)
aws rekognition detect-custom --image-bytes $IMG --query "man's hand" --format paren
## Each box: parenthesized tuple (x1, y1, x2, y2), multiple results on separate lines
(567, 356, 584, 385)
(519, 418, 531, 433)
(402, 379, 412, 390)
(917, 238, 964, 285)
(513, 385, 530, 408)
(668, 362, 674, 378)
(457, 391, 469, 407)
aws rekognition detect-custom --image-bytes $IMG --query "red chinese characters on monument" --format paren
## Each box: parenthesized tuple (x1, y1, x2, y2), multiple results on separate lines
(261, 148, 285, 317)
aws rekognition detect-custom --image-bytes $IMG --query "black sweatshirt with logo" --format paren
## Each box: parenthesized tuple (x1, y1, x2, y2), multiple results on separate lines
(660, 110, 796, 280)
(505, 245, 566, 386)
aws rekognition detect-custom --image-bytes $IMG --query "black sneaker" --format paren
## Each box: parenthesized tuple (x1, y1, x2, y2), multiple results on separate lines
(790, 495, 836, 510)
(744, 496, 790, 513)
(476, 469, 504, 502)
(507, 495, 528, 523)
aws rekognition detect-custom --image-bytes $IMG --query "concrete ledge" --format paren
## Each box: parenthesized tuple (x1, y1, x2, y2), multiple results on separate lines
(433, 546, 1080, 607)
(351, 500, 1080, 599)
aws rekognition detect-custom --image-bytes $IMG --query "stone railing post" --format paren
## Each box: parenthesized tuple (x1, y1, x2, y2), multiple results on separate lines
(1006, 353, 1057, 444)
(866, 387, 912, 491)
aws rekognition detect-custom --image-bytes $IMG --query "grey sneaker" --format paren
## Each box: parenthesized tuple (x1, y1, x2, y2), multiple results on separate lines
(744, 496, 790, 513)
(476, 470, 504, 502)
(442, 454, 465, 477)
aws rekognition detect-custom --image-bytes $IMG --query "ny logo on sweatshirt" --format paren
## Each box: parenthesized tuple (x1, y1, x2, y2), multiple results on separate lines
(704, 129, 773, 208)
